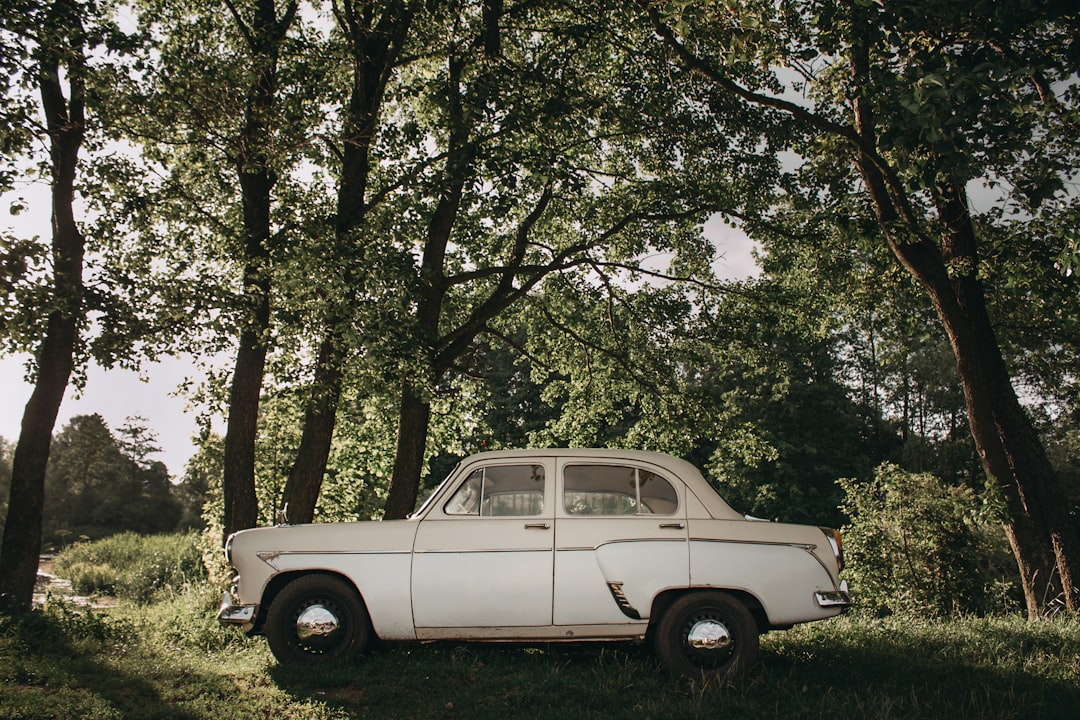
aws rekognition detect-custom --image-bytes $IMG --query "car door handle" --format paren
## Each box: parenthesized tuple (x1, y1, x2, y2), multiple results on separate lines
(660, 523, 685, 529)
(524, 523, 551, 530)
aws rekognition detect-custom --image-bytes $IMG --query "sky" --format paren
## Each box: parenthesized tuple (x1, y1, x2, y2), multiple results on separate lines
(1, 195, 759, 479)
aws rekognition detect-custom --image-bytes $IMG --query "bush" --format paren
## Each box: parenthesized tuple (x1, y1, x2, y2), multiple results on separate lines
(839, 464, 1019, 616)
(53, 532, 208, 603)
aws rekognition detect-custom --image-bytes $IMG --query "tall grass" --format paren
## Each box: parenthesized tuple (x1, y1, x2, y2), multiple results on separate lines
(3, 532, 1078, 720)
(52, 531, 206, 603)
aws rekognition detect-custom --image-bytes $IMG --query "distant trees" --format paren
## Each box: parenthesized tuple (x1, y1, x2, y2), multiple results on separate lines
(0, 438, 11, 536)
(7, 414, 198, 548)
(0, 415, 207, 549)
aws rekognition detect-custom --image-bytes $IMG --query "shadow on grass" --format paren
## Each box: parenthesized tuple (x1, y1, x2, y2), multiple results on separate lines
(269, 619, 1080, 720)
(753, 617, 1080, 720)
(0, 604, 200, 720)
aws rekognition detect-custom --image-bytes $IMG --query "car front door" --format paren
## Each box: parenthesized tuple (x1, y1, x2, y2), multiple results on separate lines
(412, 460, 554, 631)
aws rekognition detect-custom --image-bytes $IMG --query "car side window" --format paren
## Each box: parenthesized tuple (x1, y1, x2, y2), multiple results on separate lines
(444, 464, 546, 516)
(563, 464, 679, 516)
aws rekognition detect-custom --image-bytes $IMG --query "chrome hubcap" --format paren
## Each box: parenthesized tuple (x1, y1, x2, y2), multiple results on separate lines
(296, 603, 341, 642)
(687, 618, 732, 651)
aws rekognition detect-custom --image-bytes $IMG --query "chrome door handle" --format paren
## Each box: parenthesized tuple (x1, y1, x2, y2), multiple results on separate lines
(660, 523, 685, 529)
(525, 523, 551, 529)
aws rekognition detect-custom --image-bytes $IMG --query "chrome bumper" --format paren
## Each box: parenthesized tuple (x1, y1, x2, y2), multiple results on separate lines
(815, 580, 852, 608)
(217, 590, 257, 625)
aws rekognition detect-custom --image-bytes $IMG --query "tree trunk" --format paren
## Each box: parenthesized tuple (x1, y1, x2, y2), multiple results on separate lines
(383, 384, 432, 519)
(917, 184, 1078, 614)
(221, 315, 268, 538)
(280, 332, 344, 523)
(857, 149, 1079, 614)
(279, 2, 415, 524)
(0, 7, 86, 610)
(220, 156, 274, 540)
(0, 313, 81, 611)
(219, 0, 295, 541)
(923, 266, 1075, 614)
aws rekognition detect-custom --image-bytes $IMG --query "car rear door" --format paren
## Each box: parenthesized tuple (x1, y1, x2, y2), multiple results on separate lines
(553, 459, 689, 626)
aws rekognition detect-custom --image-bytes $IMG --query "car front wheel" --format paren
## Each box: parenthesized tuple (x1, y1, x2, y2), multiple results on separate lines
(653, 591, 759, 678)
(266, 574, 372, 664)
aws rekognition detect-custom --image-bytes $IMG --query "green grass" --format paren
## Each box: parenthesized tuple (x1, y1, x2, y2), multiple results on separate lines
(3, 533, 1078, 719)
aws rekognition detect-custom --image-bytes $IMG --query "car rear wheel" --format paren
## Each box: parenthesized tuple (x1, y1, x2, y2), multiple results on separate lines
(653, 591, 759, 678)
(266, 574, 372, 664)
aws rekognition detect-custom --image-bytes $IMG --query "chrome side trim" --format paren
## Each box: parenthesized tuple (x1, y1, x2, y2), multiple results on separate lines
(414, 548, 553, 555)
(689, 537, 817, 552)
(254, 548, 411, 570)
(557, 537, 688, 553)
(251, 549, 411, 555)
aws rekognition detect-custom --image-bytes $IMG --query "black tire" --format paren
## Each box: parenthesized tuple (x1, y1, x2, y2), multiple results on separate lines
(265, 574, 372, 664)
(653, 591, 759, 679)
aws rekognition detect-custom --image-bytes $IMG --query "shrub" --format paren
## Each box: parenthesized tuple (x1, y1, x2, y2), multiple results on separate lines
(53, 532, 208, 603)
(839, 464, 1018, 616)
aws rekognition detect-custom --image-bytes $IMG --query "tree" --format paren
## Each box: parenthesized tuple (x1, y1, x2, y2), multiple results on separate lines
(0, 0, 95, 610)
(266, 0, 728, 521)
(125, 0, 306, 541)
(377, 0, 749, 517)
(636, 0, 1080, 614)
(115, 415, 179, 532)
(179, 432, 224, 534)
(756, 197, 980, 485)
(217, 0, 299, 541)
(691, 284, 881, 527)
(279, 0, 417, 525)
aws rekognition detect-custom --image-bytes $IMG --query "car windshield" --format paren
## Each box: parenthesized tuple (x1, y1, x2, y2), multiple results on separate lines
(409, 463, 460, 519)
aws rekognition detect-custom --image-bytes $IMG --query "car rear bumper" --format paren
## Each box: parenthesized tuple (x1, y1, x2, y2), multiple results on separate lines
(814, 580, 851, 608)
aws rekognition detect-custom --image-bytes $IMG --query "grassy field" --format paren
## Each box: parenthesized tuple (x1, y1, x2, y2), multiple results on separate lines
(2, 536, 1078, 719)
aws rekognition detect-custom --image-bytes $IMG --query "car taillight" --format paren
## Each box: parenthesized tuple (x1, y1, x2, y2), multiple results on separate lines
(820, 527, 844, 570)
(224, 532, 236, 565)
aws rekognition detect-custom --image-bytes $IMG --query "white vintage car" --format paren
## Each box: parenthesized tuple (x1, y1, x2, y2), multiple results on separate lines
(218, 449, 849, 677)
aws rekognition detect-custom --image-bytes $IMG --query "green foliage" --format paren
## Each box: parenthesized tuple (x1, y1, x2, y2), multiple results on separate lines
(52, 531, 207, 603)
(840, 464, 1019, 616)
(1043, 410, 1080, 521)
(520, 270, 887, 526)
(142, 582, 257, 654)
(692, 283, 886, 526)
